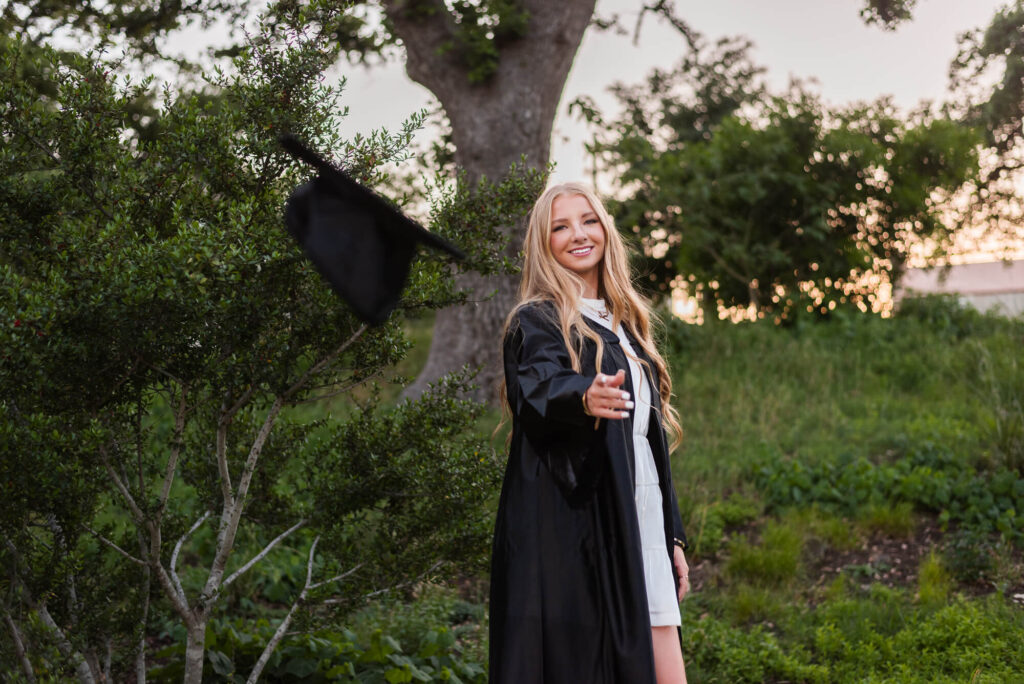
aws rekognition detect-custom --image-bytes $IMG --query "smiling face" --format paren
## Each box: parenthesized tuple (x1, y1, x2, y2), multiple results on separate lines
(548, 193, 606, 298)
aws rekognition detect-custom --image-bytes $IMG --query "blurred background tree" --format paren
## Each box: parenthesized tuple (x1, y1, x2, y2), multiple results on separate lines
(948, 1, 1024, 260)
(573, 34, 981, 319)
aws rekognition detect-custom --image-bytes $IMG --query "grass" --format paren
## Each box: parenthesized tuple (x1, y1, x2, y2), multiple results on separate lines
(723, 521, 803, 588)
(783, 505, 862, 552)
(857, 501, 917, 538)
(665, 298, 1024, 514)
(917, 550, 952, 605)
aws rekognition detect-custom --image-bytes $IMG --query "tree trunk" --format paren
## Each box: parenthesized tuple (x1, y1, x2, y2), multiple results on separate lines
(183, 621, 206, 684)
(135, 548, 150, 684)
(385, 0, 597, 402)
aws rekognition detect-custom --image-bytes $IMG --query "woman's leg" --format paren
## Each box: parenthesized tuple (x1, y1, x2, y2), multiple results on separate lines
(651, 626, 687, 684)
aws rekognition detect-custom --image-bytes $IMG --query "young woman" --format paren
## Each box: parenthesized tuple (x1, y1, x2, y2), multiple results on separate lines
(489, 183, 690, 683)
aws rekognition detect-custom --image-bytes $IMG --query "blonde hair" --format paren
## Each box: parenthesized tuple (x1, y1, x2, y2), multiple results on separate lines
(500, 182, 683, 451)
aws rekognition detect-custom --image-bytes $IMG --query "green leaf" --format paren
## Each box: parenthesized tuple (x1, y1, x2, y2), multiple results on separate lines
(282, 657, 319, 678)
(208, 650, 234, 676)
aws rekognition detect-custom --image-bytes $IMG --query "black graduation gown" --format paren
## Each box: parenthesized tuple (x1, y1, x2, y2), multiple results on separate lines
(489, 302, 688, 683)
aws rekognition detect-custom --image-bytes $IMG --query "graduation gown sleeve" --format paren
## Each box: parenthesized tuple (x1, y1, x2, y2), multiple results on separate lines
(504, 304, 598, 496)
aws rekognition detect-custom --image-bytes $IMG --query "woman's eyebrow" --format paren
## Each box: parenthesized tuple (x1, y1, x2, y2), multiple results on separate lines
(551, 211, 597, 223)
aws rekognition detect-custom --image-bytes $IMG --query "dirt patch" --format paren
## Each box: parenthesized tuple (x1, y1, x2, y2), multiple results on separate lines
(687, 517, 1024, 606)
(810, 519, 947, 593)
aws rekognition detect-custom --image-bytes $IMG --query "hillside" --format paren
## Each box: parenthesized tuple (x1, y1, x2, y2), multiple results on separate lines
(661, 296, 1024, 682)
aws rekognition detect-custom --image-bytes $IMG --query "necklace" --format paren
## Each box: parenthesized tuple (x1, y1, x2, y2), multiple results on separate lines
(582, 298, 610, 321)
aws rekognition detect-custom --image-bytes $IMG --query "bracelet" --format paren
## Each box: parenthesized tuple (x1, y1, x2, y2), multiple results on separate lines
(673, 537, 688, 551)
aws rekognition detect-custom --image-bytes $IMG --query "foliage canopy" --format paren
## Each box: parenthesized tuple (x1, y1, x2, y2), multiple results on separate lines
(576, 36, 981, 318)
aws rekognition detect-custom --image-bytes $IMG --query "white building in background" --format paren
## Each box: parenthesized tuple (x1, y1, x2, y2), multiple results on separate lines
(896, 260, 1024, 317)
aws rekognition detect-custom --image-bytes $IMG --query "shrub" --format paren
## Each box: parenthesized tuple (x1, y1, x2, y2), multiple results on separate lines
(149, 617, 486, 683)
(774, 591, 1024, 682)
(942, 528, 1024, 592)
(754, 447, 1024, 545)
(0, 11, 536, 679)
(894, 294, 1007, 341)
(684, 612, 828, 684)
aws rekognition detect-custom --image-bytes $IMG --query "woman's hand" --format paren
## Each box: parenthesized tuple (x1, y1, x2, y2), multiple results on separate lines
(674, 545, 690, 601)
(583, 369, 632, 420)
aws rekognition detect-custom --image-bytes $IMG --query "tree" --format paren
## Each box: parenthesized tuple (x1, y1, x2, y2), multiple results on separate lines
(948, 0, 1024, 257)
(575, 36, 981, 319)
(856, 0, 1024, 258)
(859, 0, 919, 30)
(0, 2, 539, 680)
(377, 0, 596, 400)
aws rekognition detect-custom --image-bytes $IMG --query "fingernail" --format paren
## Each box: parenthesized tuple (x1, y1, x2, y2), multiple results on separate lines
(620, 411, 629, 418)
(620, 392, 630, 400)
(624, 401, 634, 409)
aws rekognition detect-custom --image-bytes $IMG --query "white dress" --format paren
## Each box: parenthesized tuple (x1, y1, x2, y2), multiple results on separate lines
(580, 298, 681, 627)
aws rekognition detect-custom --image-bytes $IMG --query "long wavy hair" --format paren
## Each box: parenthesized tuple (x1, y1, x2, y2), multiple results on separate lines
(500, 182, 683, 451)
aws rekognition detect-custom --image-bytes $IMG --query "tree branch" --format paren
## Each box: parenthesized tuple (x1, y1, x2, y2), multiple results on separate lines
(170, 511, 210, 604)
(149, 554, 193, 625)
(135, 390, 148, 504)
(37, 604, 97, 684)
(223, 385, 257, 422)
(102, 638, 112, 683)
(222, 519, 307, 589)
(100, 447, 146, 523)
(135, 528, 151, 684)
(281, 324, 369, 401)
(44, 516, 80, 628)
(323, 560, 443, 605)
(18, 127, 115, 224)
(1, 602, 36, 683)
(702, 242, 752, 292)
(215, 405, 234, 508)
(308, 563, 363, 591)
(200, 395, 282, 609)
(382, 0, 464, 89)
(203, 325, 368, 597)
(3, 542, 97, 684)
(143, 361, 184, 385)
(202, 326, 367, 609)
(633, 1, 700, 52)
(245, 536, 321, 684)
(158, 383, 190, 519)
(285, 370, 383, 406)
(82, 525, 145, 566)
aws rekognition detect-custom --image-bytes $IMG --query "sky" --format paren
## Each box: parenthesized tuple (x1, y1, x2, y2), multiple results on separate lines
(333, 0, 1008, 188)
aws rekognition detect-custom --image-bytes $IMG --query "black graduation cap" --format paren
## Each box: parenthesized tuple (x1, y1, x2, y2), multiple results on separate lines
(280, 134, 465, 325)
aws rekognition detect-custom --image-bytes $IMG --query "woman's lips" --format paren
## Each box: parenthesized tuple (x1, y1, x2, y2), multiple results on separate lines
(569, 246, 594, 256)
